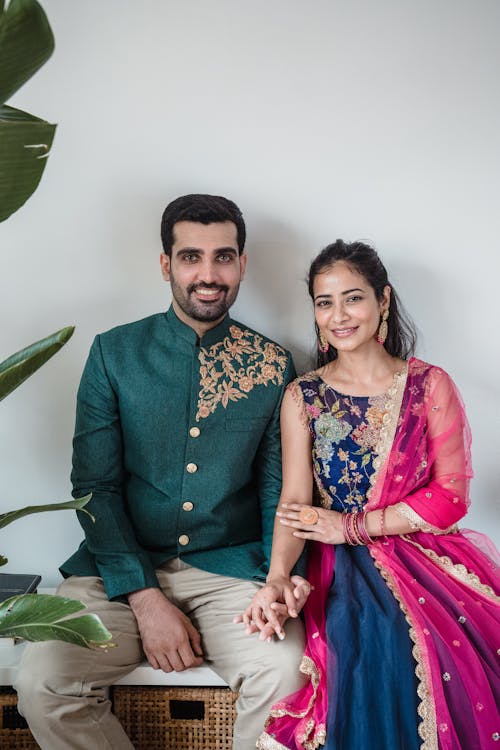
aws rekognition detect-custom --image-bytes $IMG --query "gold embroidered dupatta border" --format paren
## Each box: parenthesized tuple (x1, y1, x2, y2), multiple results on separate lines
(366, 362, 408, 504)
(365, 360, 438, 750)
(402, 537, 500, 603)
(257, 654, 326, 750)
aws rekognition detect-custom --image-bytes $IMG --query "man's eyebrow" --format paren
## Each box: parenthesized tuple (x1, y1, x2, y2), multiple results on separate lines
(175, 246, 238, 255)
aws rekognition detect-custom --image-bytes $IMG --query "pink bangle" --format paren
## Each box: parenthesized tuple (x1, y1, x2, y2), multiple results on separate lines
(350, 512, 362, 545)
(343, 511, 373, 545)
(356, 511, 374, 545)
(342, 512, 357, 545)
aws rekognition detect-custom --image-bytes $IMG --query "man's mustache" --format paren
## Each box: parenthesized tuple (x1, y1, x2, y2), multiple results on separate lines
(188, 283, 229, 294)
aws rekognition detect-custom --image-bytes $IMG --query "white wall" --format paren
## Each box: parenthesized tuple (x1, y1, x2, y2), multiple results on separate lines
(1, 0, 499, 585)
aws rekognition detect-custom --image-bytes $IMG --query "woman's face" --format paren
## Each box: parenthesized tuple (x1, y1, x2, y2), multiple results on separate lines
(313, 261, 390, 355)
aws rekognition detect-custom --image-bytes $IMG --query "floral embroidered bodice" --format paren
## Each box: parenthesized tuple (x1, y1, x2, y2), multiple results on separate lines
(296, 373, 393, 512)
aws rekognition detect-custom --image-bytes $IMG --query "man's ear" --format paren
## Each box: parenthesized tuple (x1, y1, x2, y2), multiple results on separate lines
(239, 252, 248, 281)
(160, 253, 171, 281)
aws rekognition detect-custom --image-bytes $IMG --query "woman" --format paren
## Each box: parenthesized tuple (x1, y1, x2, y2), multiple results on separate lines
(242, 241, 500, 750)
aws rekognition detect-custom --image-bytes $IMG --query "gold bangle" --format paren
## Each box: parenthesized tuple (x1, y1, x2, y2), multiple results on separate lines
(380, 507, 386, 536)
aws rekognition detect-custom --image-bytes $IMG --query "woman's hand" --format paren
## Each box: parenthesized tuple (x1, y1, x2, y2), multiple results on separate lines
(277, 503, 345, 545)
(235, 575, 312, 641)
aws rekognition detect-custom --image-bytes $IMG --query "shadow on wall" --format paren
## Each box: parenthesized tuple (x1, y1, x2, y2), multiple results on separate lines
(235, 216, 314, 374)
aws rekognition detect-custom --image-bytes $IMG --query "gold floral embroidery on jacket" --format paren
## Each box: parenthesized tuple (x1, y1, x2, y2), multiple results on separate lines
(196, 325, 288, 420)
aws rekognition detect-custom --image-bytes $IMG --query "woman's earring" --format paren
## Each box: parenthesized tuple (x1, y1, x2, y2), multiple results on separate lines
(377, 310, 389, 345)
(318, 331, 329, 353)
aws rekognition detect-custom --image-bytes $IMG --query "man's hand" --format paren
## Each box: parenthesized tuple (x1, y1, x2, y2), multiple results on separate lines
(234, 575, 312, 641)
(128, 588, 203, 672)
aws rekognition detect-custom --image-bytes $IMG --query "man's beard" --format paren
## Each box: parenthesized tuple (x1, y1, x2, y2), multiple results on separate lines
(171, 279, 240, 322)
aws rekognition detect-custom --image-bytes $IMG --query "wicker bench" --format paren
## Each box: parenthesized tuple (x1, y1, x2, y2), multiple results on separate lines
(112, 662, 237, 750)
(0, 647, 237, 750)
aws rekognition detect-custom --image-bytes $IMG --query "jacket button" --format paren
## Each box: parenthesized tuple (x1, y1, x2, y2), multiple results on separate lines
(182, 501, 194, 511)
(186, 463, 198, 473)
(189, 427, 200, 438)
(178, 534, 190, 546)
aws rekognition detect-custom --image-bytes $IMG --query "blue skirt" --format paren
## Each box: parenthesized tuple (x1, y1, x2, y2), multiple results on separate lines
(325, 545, 421, 749)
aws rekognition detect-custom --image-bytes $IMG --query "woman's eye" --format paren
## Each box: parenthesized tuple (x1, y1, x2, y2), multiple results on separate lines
(346, 295, 362, 303)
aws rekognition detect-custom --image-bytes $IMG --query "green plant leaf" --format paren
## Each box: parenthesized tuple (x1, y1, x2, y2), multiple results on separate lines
(0, 592, 84, 620)
(0, 594, 113, 647)
(0, 494, 93, 530)
(0, 0, 54, 104)
(0, 105, 56, 221)
(0, 326, 74, 401)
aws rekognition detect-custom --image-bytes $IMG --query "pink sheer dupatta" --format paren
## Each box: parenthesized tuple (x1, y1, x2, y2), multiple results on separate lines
(257, 359, 500, 750)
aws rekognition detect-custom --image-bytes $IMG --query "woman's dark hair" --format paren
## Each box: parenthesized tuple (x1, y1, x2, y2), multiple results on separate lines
(308, 240, 417, 367)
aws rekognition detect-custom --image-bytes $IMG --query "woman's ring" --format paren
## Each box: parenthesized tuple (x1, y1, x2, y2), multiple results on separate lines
(299, 507, 319, 525)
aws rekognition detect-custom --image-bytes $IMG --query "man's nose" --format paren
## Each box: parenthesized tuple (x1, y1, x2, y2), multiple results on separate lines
(197, 259, 219, 284)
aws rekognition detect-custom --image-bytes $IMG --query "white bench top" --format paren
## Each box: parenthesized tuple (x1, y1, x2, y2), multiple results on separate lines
(0, 640, 227, 687)
(0, 589, 228, 688)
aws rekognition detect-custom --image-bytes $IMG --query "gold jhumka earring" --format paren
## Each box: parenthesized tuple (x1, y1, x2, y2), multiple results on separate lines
(318, 331, 329, 353)
(377, 310, 389, 345)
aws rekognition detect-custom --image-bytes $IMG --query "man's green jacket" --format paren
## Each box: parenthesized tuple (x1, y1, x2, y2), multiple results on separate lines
(61, 306, 296, 600)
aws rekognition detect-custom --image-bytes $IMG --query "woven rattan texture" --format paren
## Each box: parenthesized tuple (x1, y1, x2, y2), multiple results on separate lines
(0, 688, 40, 749)
(112, 685, 237, 750)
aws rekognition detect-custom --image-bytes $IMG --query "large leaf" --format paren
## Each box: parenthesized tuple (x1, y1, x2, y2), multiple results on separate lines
(0, 494, 93, 530)
(0, 594, 113, 647)
(0, 495, 93, 566)
(0, 326, 74, 401)
(0, 104, 56, 221)
(0, 0, 54, 104)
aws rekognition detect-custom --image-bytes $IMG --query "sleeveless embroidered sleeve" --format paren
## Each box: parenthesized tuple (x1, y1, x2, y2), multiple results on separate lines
(286, 379, 311, 433)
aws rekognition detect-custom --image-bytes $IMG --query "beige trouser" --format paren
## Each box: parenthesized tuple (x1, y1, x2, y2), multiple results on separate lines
(15, 560, 305, 750)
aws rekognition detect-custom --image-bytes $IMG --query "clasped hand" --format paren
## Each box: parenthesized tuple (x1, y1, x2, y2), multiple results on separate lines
(235, 574, 312, 641)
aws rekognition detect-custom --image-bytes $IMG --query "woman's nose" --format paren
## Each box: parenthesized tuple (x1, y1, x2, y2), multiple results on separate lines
(330, 302, 349, 323)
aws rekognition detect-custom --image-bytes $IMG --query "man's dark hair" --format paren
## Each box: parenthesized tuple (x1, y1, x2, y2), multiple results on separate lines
(161, 194, 246, 256)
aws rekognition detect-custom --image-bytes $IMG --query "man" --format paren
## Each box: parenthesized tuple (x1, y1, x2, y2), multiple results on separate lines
(16, 194, 306, 749)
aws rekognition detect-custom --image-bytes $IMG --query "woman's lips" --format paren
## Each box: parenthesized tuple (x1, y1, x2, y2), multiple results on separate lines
(332, 327, 358, 337)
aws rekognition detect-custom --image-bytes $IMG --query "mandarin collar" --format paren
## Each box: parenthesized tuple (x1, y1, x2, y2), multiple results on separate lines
(165, 305, 233, 348)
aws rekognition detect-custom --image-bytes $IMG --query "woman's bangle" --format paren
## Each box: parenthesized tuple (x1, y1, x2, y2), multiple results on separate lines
(342, 512, 357, 545)
(380, 507, 386, 537)
(343, 511, 373, 546)
(356, 511, 374, 545)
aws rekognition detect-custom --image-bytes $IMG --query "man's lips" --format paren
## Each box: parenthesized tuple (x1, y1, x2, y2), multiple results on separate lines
(190, 285, 227, 301)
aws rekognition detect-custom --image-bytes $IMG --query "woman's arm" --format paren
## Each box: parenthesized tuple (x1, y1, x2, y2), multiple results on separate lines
(239, 386, 314, 638)
(280, 368, 472, 542)
(277, 502, 415, 543)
